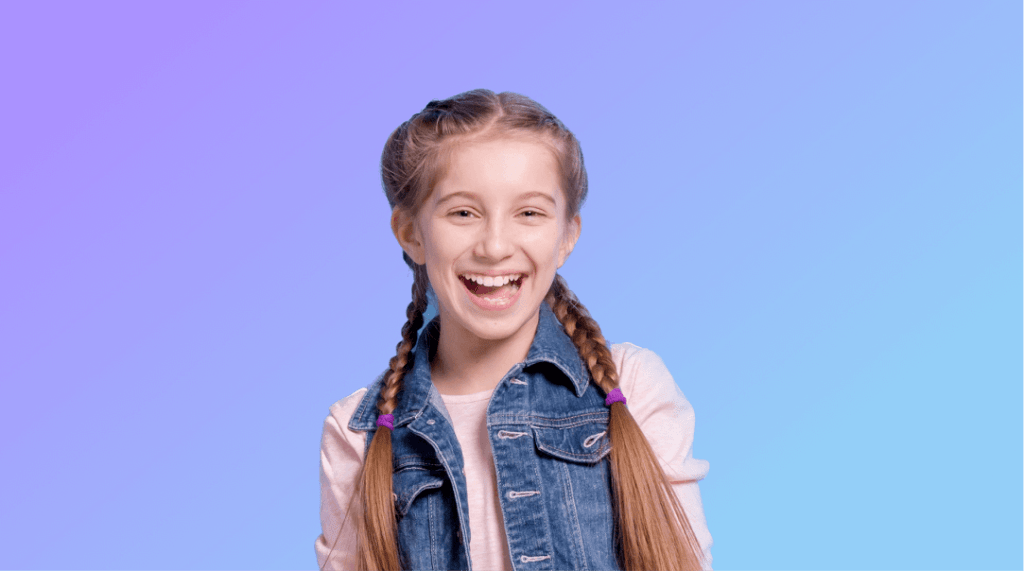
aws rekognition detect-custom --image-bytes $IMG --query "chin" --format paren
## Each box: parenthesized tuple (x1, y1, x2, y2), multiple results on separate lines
(447, 293, 542, 341)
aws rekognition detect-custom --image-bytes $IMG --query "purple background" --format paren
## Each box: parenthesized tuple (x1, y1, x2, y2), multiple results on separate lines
(1, 1, 1020, 569)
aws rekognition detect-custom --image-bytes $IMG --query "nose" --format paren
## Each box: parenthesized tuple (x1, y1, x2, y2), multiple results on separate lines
(474, 217, 515, 261)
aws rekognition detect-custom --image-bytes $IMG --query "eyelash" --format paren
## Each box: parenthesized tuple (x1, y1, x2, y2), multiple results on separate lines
(450, 210, 543, 218)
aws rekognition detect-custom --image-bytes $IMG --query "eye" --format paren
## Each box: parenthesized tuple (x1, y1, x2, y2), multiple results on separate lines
(521, 210, 543, 218)
(449, 210, 474, 218)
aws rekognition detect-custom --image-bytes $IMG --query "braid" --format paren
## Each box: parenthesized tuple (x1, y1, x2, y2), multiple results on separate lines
(544, 274, 618, 391)
(354, 263, 430, 571)
(377, 263, 430, 415)
(546, 273, 705, 571)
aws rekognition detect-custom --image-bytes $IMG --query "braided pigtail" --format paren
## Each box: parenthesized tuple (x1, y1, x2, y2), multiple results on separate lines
(545, 274, 705, 571)
(356, 263, 430, 571)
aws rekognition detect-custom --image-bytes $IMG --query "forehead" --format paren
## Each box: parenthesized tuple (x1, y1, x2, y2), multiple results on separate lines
(432, 136, 563, 202)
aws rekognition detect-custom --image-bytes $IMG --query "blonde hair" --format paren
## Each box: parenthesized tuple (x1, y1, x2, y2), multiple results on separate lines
(326, 89, 704, 570)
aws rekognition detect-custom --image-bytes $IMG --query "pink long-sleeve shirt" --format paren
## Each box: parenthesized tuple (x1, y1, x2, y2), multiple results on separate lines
(315, 342, 713, 570)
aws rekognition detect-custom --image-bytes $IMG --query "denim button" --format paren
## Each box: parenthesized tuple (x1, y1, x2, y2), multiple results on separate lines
(426, 419, 435, 425)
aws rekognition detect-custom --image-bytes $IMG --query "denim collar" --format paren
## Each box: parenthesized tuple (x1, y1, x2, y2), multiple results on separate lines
(349, 300, 590, 431)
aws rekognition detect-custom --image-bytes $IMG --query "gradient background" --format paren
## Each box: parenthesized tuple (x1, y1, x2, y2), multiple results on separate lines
(0, 1, 1020, 569)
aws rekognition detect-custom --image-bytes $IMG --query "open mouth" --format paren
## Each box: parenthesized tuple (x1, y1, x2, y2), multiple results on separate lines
(459, 274, 525, 300)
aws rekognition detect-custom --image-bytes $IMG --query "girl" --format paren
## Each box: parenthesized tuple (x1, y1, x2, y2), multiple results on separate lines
(315, 89, 713, 570)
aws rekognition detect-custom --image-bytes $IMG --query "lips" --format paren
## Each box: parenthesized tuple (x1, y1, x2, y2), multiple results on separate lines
(458, 273, 526, 310)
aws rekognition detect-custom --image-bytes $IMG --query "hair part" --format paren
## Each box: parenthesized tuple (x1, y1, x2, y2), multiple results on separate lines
(321, 89, 704, 571)
(381, 89, 588, 238)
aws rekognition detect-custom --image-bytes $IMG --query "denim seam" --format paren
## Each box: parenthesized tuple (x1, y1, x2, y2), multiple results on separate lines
(529, 450, 555, 568)
(535, 442, 611, 462)
(490, 411, 609, 427)
(394, 455, 444, 469)
(428, 491, 438, 570)
(408, 422, 472, 571)
(560, 461, 588, 571)
(504, 411, 606, 422)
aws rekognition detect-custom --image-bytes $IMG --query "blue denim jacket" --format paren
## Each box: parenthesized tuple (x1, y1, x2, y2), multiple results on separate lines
(347, 301, 620, 570)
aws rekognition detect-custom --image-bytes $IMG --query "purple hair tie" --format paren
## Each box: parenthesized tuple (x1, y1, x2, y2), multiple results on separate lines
(376, 413, 394, 431)
(605, 387, 626, 407)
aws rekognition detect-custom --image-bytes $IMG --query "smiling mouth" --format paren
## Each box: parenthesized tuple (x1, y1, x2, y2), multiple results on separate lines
(459, 275, 525, 298)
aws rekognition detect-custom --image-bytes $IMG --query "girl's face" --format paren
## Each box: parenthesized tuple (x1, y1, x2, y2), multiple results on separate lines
(393, 135, 581, 344)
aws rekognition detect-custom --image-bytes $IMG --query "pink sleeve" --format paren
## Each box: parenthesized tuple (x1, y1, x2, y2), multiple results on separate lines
(314, 389, 368, 571)
(614, 343, 714, 570)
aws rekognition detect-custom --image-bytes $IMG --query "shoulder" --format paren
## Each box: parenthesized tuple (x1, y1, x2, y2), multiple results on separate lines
(608, 341, 695, 421)
(609, 342, 678, 397)
(327, 386, 370, 428)
(608, 342, 709, 481)
(609, 340, 646, 363)
(609, 341, 668, 370)
(321, 387, 370, 463)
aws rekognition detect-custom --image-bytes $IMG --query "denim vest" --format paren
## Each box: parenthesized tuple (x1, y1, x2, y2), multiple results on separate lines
(348, 301, 621, 570)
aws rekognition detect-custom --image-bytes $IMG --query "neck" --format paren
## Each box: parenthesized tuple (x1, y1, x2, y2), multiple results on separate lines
(430, 309, 540, 396)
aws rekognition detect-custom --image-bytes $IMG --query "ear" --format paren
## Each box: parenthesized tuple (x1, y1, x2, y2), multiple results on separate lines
(392, 208, 426, 266)
(557, 214, 582, 269)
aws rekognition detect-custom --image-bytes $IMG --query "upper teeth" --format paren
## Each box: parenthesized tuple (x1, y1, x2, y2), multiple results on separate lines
(461, 273, 522, 287)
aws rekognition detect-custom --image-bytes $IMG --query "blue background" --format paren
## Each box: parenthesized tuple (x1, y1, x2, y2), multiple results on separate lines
(0, 1, 1020, 569)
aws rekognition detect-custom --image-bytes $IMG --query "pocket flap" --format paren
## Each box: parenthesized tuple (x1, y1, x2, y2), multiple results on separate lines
(531, 421, 611, 464)
(392, 466, 444, 516)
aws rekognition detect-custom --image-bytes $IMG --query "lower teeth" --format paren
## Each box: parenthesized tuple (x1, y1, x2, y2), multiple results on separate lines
(467, 279, 521, 299)
(481, 283, 519, 298)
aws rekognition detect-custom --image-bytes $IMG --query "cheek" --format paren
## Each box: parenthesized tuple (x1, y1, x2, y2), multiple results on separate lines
(421, 228, 457, 262)
(420, 233, 465, 282)
(523, 230, 564, 259)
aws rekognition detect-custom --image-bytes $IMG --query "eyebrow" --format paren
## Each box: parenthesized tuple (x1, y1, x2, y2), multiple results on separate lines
(435, 191, 556, 207)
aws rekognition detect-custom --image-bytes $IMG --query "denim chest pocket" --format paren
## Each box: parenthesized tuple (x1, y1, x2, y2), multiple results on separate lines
(531, 418, 611, 464)
(392, 459, 445, 517)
